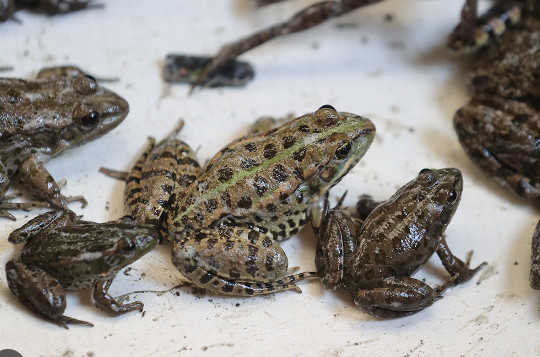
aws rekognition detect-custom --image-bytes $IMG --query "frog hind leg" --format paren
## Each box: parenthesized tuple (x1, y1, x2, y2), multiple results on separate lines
(171, 226, 317, 296)
(353, 277, 444, 319)
(190, 0, 384, 92)
(93, 277, 144, 315)
(173, 265, 317, 296)
(5, 260, 93, 328)
(124, 121, 201, 230)
(454, 105, 540, 200)
(436, 235, 487, 284)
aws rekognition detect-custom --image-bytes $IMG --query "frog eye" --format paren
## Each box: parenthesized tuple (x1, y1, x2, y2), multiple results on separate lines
(335, 141, 352, 159)
(121, 240, 137, 253)
(80, 110, 100, 128)
(318, 104, 336, 111)
(73, 75, 99, 95)
(447, 189, 458, 204)
(419, 168, 431, 175)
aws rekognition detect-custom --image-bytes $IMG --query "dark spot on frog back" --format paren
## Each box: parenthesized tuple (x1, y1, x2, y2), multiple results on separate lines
(282, 136, 297, 149)
(217, 166, 233, 182)
(263, 144, 277, 159)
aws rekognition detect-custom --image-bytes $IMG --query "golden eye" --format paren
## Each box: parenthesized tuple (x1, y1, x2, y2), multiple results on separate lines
(335, 141, 351, 159)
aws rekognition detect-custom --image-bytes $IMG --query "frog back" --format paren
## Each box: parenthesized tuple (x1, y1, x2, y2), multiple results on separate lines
(20, 221, 157, 289)
(169, 108, 370, 235)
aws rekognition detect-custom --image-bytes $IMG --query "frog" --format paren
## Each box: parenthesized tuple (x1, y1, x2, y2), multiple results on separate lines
(530, 220, 540, 290)
(1, 0, 101, 22)
(104, 105, 375, 296)
(0, 66, 129, 219)
(450, 1, 540, 201)
(5, 209, 158, 328)
(308, 168, 486, 318)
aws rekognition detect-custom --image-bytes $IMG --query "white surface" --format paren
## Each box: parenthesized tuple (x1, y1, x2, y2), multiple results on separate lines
(1, 0, 539, 356)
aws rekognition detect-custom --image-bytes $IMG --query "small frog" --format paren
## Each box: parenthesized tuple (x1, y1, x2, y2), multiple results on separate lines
(5, 210, 158, 328)
(0, 67, 129, 219)
(309, 168, 486, 318)
(451, 2, 540, 200)
(105, 105, 375, 296)
(530, 220, 540, 290)
(1, 0, 101, 22)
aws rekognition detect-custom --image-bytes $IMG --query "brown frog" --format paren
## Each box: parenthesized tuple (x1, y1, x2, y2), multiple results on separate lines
(450, 1, 540, 200)
(0, 67, 129, 219)
(309, 168, 486, 318)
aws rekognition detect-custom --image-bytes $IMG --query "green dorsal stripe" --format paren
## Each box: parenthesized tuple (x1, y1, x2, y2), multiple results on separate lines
(174, 116, 365, 222)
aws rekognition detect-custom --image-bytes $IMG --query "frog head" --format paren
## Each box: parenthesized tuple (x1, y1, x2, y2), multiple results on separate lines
(303, 105, 376, 196)
(53, 75, 129, 155)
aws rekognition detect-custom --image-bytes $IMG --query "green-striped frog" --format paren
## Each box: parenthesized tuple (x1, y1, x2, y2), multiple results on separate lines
(117, 105, 375, 296)
(6, 210, 158, 328)
(0, 67, 129, 219)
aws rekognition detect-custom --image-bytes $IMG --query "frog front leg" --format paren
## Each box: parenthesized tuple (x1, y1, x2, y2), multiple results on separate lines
(93, 276, 144, 315)
(436, 235, 486, 284)
(18, 154, 87, 211)
(353, 276, 447, 318)
(5, 260, 93, 328)
(172, 226, 316, 295)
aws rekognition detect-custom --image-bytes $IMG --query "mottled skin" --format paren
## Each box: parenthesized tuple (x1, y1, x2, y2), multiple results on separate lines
(452, 7, 540, 200)
(310, 169, 486, 318)
(189, 0, 384, 91)
(0, 0, 99, 22)
(0, 68, 129, 218)
(113, 106, 375, 296)
(5, 210, 158, 328)
(531, 220, 540, 289)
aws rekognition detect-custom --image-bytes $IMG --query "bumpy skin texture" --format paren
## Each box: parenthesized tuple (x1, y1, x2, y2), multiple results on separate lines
(0, 70, 129, 218)
(311, 169, 486, 318)
(6, 211, 158, 328)
(530, 220, 540, 289)
(121, 106, 375, 296)
(452, 3, 540, 200)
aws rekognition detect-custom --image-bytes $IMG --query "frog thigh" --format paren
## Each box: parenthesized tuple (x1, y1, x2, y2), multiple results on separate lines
(172, 227, 289, 284)
(353, 277, 441, 318)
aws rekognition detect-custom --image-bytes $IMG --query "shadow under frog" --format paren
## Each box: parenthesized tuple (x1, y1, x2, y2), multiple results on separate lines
(0, 66, 129, 219)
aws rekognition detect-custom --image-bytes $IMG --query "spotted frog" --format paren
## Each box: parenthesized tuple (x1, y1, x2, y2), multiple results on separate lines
(0, 67, 129, 219)
(5, 209, 158, 328)
(116, 105, 375, 296)
(450, 1, 540, 200)
(309, 168, 486, 318)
